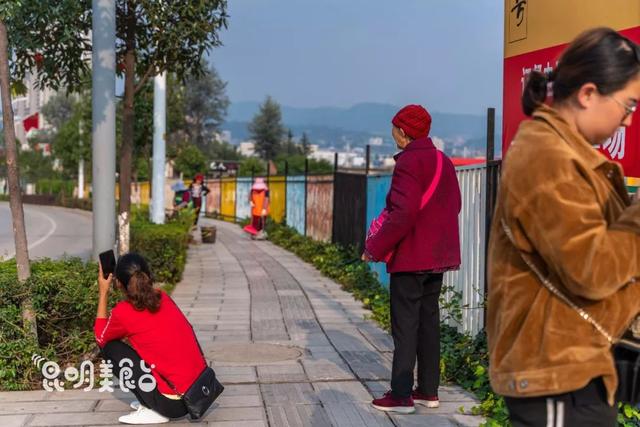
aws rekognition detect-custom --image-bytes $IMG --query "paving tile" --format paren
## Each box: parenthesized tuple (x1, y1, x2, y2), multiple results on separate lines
(201, 406, 265, 422)
(0, 391, 48, 402)
(257, 364, 307, 383)
(302, 360, 355, 381)
(390, 414, 456, 427)
(322, 402, 394, 427)
(260, 383, 319, 406)
(266, 404, 332, 427)
(313, 381, 373, 404)
(0, 415, 30, 427)
(0, 400, 96, 415)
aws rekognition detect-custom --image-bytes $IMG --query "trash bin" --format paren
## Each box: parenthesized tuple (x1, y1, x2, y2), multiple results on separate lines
(201, 226, 217, 244)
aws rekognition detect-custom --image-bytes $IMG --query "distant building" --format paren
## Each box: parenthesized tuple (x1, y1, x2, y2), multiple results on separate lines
(220, 130, 232, 144)
(12, 71, 55, 144)
(382, 157, 396, 168)
(432, 136, 445, 151)
(309, 150, 335, 164)
(369, 137, 384, 146)
(239, 141, 256, 157)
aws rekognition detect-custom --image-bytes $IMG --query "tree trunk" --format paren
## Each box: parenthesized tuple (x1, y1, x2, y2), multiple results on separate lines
(0, 20, 37, 339)
(118, 1, 136, 255)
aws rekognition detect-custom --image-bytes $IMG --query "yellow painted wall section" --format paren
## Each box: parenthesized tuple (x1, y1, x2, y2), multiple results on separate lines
(268, 176, 286, 223)
(505, 0, 640, 58)
(115, 182, 150, 205)
(221, 178, 236, 221)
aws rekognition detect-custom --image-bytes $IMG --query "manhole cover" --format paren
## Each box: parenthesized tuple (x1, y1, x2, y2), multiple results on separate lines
(205, 343, 303, 364)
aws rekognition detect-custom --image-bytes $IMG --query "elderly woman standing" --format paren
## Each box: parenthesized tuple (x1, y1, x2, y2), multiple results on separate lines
(365, 104, 461, 414)
(488, 28, 640, 426)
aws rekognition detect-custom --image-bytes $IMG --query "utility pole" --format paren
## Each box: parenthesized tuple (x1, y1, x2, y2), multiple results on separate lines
(91, 0, 116, 258)
(151, 72, 166, 224)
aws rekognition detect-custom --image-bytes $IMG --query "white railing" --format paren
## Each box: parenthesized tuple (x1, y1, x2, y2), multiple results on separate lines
(443, 164, 492, 336)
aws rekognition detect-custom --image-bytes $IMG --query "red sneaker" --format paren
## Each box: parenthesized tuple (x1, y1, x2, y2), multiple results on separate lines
(371, 391, 415, 414)
(412, 390, 439, 408)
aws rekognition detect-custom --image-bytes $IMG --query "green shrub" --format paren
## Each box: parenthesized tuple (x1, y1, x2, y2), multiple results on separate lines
(0, 258, 110, 391)
(36, 179, 75, 196)
(130, 208, 194, 285)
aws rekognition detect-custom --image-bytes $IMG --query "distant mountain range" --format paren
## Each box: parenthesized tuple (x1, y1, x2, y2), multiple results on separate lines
(222, 101, 501, 156)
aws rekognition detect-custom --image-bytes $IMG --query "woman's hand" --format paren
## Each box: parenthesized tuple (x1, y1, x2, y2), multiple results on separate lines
(361, 252, 373, 262)
(261, 209, 267, 216)
(98, 263, 113, 295)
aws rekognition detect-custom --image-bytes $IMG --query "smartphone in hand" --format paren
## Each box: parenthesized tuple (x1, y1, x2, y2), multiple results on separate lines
(99, 250, 116, 279)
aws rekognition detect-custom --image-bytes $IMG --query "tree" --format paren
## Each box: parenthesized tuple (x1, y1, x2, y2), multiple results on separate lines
(238, 157, 266, 177)
(248, 96, 285, 160)
(208, 140, 240, 161)
(274, 154, 333, 175)
(49, 92, 92, 180)
(0, 7, 36, 339)
(300, 132, 312, 156)
(41, 92, 75, 131)
(184, 61, 230, 153)
(173, 142, 207, 180)
(8, 1, 229, 253)
(283, 128, 300, 156)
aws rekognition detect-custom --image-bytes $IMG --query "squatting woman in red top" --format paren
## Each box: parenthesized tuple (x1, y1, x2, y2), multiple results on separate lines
(95, 253, 206, 425)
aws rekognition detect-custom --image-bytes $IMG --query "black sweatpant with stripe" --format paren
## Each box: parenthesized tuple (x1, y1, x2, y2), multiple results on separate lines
(504, 377, 617, 427)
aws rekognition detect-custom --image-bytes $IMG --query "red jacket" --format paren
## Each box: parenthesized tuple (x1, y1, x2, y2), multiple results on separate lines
(365, 137, 461, 274)
(94, 291, 206, 395)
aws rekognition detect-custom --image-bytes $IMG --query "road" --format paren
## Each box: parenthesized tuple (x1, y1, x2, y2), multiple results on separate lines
(0, 202, 92, 261)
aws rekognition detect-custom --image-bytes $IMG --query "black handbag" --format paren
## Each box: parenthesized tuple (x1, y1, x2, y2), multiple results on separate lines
(158, 364, 224, 420)
(501, 219, 640, 404)
(156, 300, 225, 419)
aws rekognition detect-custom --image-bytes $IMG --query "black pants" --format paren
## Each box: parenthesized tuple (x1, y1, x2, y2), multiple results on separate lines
(101, 341, 189, 419)
(505, 378, 617, 427)
(193, 201, 202, 225)
(390, 272, 443, 399)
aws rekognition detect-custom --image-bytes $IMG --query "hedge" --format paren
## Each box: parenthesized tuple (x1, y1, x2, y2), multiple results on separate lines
(0, 258, 109, 391)
(130, 208, 194, 285)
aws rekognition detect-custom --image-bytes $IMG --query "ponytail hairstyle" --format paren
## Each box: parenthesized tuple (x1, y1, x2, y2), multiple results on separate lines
(115, 253, 161, 313)
(522, 27, 640, 116)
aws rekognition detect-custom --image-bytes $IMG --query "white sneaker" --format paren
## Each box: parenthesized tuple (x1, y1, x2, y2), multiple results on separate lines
(118, 406, 169, 424)
(129, 400, 140, 410)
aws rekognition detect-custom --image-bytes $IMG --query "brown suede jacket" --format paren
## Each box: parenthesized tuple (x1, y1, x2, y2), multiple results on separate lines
(487, 104, 640, 405)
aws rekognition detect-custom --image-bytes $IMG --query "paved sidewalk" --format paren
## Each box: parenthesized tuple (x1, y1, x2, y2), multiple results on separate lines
(0, 218, 483, 427)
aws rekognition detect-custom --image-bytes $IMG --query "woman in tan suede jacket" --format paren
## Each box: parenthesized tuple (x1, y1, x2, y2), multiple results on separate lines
(488, 28, 640, 426)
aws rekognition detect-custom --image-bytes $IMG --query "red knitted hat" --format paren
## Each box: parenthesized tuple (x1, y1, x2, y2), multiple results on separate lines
(392, 104, 432, 140)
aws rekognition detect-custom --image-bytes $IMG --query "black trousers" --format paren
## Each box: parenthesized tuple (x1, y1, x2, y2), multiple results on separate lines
(101, 340, 189, 419)
(505, 378, 617, 427)
(390, 272, 443, 399)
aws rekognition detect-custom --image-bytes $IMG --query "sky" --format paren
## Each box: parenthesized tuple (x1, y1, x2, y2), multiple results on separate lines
(210, 0, 504, 116)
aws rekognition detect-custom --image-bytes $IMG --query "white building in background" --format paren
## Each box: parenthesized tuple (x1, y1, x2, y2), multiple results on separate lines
(309, 149, 335, 164)
(432, 136, 445, 151)
(382, 157, 396, 168)
(239, 141, 256, 157)
(12, 71, 55, 144)
(220, 130, 232, 144)
(369, 137, 383, 146)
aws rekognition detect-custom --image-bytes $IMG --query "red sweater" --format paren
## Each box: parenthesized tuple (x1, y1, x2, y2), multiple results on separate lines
(94, 291, 206, 395)
(365, 137, 462, 273)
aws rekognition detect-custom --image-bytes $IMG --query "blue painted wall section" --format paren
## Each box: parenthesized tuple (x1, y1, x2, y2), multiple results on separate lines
(286, 175, 306, 235)
(236, 178, 252, 220)
(365, 174, 392, 287)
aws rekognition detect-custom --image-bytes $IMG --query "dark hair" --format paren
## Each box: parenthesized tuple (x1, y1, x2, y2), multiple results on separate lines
(522, 27, 640, 116)
(115, 253, 161, 313)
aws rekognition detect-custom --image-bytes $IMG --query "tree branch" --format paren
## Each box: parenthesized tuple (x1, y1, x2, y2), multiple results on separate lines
(134, 63, 155, 94)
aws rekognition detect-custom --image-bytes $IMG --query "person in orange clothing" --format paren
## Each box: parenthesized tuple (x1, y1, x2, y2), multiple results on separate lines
(249, 177, 269, 239)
